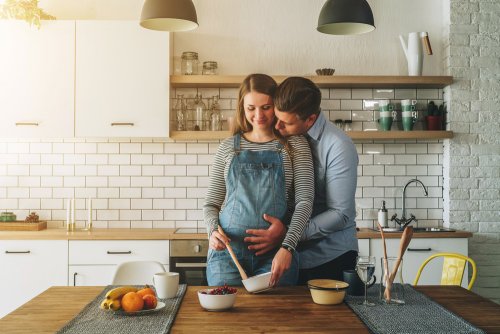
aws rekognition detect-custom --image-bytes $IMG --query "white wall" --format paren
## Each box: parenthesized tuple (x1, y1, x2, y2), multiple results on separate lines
(173, 0, 444, 75)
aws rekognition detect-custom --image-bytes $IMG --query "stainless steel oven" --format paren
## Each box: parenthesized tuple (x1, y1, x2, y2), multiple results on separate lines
(170, 238, 208, 285)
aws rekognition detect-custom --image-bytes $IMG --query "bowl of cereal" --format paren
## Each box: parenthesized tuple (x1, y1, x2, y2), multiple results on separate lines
(198, 285, 237, 311)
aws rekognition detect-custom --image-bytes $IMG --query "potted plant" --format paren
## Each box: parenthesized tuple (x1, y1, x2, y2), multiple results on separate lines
(426, 101, 445, 130)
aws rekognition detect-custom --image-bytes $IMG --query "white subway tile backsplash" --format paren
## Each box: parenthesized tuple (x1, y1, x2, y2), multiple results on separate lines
(97, 187, 119, 198)
(1, 87, 445, 228)
(131, 176, 153, 187)
(175, 154, 197, 165)
(142, 165, 164, 176)
(153, 155, 175, 165)
(131, 199, 152, 209)
(330, 89, 351, 99)
(175, 177, 197, 187)
(109, 154, 130, 165)
(30, 188, 52, 198)
(109, 199, 131, 209)
(119, 165, 141, 176)
(120, 188, 142, 198)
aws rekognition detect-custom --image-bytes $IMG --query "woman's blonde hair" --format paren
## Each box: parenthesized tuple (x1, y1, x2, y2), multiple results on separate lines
(232, 74, 291, 154)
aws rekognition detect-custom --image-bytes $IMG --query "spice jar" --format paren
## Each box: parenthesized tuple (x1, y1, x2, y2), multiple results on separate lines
(181, 51, 199, 75)
(202, 61, 218, 75)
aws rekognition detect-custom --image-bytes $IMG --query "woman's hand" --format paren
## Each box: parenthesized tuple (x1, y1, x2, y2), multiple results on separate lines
(269, 247, 292, 287)
(209, 230, 230, 251)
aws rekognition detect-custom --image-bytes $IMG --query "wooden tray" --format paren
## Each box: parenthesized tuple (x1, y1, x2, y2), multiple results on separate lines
(0, 221, 47, 231)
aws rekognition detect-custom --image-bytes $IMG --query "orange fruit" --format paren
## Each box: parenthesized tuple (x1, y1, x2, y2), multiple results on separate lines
(121, 292, 144, 312)
(137, 286, 156, 298)
(142, 294, 158, 310)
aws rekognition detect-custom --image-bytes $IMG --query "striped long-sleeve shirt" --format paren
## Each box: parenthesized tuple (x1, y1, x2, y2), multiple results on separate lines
(203, 134, 314, 251)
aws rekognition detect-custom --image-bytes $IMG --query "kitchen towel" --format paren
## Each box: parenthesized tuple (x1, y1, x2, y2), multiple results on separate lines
(57, 284, 186, 334)
(345, 284, 484, 334)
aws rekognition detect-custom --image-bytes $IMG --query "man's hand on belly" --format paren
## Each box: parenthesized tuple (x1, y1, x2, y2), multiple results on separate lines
(244, 214, 287, 256)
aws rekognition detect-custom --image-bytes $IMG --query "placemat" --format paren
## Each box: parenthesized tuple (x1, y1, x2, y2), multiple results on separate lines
(57, 284, 186, 334)
(345, 284, 484, 334)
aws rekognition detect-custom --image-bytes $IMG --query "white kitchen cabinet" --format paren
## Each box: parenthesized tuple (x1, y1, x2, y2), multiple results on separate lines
(0, 240, 68, 318)
(370, 238, 468, 288)
(0, 21, 75, 138)
(75, 21, 170, 137)
(68, 240, 169, 286)
(358, 239, 369, 257)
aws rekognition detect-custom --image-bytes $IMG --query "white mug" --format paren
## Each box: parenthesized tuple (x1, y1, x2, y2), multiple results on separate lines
(153, 272, 179, 299)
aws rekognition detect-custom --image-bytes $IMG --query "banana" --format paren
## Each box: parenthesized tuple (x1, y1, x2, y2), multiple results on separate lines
(100, 299, 111, 310)
(105, 286, 138, 300)
(108, 298, 121, 311)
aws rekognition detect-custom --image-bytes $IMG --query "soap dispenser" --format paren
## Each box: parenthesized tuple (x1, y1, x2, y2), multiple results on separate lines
(378, 200, 388, 228)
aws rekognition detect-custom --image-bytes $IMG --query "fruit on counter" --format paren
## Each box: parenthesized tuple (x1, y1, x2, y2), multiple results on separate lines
(142, 294, 158, 310)
(136, 285, 156, 298)
(121, 292, 144, 312)
(108, 298, 121, 311)
(200, 284, 237, 295)
(105, 286, 138, 300)
(25, 212, 39, 223)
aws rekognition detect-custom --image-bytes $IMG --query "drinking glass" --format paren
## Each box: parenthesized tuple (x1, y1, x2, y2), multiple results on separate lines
(356, 256, 376, 306)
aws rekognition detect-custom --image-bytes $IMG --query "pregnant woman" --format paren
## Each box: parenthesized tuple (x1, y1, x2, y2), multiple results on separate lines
(204, 73, 314, 287)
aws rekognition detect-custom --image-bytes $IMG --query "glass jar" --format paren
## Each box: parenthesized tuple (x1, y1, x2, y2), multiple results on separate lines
(193, 94, 207, 130)
(334, 119, 344, 129)
(344, 120, 353, 131)
(174, 95, 187, 131)
(202, 61, 218, 75)
(181, 51, 199, 75)
(210, 96, 221, 131)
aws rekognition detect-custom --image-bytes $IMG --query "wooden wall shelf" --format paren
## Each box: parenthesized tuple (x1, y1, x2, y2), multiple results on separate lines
(170, 75, 453, 89)
(170, 130, 454, 141)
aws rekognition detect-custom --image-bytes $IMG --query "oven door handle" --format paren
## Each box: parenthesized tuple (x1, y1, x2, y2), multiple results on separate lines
(175, 262, 207, 268)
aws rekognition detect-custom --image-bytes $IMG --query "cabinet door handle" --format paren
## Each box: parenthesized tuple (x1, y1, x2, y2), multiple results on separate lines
(73, 272, 78, 286)
(5, 250, 31, 254)
(110, 123, 134, 126)
(407, 248, 432, 252)
(15, 122, 39, 126)
(107, 251, 132, 254)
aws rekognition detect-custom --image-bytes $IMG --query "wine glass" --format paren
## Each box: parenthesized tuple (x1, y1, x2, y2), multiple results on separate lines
(356, 256, 376, 306)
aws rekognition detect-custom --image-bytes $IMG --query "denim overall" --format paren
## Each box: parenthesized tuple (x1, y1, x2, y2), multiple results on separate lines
(207, 133, 299, 286)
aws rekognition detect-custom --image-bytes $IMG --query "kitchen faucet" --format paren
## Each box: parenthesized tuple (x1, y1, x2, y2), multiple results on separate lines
(391, 178, 428, 229)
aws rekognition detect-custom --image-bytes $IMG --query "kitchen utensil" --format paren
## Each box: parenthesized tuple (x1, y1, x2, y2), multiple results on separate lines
(385, 226, 413, 300)
(380, 257, 405, 304)
(217, 226, 248, 280)
(399, 32, 433, 76)
(315, 68, 335, 76)
(307, 279, 348, 305)
(377, 222, 390, 302)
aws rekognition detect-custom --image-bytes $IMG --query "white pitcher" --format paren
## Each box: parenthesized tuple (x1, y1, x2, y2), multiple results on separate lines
(399, 32, 433, 76)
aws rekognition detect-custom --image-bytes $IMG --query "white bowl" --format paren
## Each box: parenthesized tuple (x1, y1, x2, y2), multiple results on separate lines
(197, 289, 237, 311)
(242, 272, 272, 293)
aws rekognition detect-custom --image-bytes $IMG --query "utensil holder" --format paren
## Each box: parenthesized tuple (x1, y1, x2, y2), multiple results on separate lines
(380, 257, 405, 304)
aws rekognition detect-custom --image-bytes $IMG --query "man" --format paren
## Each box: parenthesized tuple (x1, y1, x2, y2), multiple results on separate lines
(244, 76, 359, 284)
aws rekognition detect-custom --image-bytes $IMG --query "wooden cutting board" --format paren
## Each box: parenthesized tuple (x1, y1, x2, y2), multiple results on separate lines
(0, 221, 47, 231)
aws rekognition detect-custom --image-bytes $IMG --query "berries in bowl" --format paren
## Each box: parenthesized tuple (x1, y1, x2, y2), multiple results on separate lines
(198, 285, 237, 311)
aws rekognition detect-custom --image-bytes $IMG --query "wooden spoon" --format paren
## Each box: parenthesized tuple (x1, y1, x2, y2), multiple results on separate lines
(218, 226, 249, 280)
(376, 222, 391, 302)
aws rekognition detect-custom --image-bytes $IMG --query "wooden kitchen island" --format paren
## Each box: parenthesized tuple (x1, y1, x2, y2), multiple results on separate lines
(1, 286, 499, 334)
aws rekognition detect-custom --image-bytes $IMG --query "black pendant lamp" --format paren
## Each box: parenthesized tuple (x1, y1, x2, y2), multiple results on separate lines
(140, 0, 198, 32)
(317, 0, 375, 35)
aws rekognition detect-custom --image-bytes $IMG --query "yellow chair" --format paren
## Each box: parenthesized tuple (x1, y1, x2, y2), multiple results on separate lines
(413, 252, 477, 290)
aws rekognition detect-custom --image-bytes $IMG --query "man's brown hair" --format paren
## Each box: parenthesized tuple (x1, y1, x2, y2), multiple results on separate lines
(274, 77, 321, 120)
